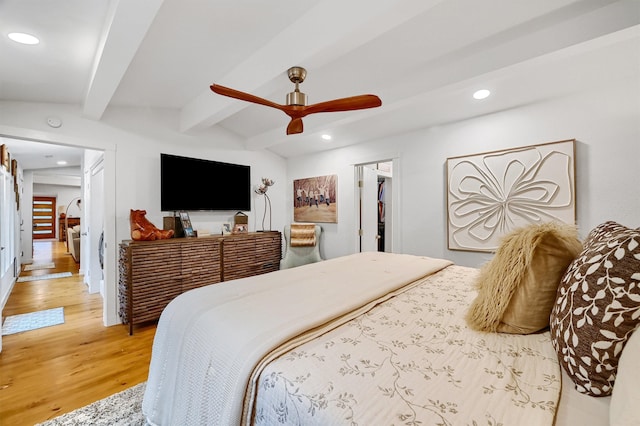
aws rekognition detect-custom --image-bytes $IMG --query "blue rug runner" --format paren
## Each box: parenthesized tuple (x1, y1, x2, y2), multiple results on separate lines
(17, 272, 72, 282)
(2, 307, 65, 335)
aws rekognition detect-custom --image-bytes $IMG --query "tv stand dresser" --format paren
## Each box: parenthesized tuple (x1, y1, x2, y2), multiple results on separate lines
(118, 231, 281, 334)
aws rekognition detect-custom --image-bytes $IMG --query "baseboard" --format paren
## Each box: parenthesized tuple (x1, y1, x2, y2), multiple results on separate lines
(0, 267, 17, 312)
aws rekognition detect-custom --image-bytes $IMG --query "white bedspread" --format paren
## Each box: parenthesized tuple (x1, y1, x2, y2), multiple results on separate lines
(142, 252, 452, 425)
(254, 265, 562, 425)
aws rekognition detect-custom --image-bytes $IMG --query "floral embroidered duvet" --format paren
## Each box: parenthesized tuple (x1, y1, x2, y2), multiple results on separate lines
(253, 265, 561, 425)
(142, 252, 560, 426)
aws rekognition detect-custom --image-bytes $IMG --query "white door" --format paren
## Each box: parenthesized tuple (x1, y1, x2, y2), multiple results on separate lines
(359, 165, 379, 252)
(88, 159, 105, 295)
(382, 176, 393, 253)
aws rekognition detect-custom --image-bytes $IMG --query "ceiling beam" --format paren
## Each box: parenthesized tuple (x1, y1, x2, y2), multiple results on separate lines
(33, 173, 81, 187)
(83, 0, 165, 120)
(244, 1, 640, 152)
(178, 0, 446, 132)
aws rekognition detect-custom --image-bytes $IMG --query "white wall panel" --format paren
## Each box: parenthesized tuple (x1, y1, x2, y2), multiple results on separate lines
(287, 77, 640, 267)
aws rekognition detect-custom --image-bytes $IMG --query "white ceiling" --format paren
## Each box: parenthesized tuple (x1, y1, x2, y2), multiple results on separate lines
(1, 0, 639, 167)
(0, 137, 83, 171)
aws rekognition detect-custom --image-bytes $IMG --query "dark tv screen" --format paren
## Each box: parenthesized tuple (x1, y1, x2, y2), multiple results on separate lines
(160, 153, 251, 211)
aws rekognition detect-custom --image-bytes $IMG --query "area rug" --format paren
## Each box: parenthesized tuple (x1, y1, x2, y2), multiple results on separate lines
(24, 262, 56, 271)
(17, 272, 72, 283)
(1, 307, 64, 335)
(35, 382, 147, 426)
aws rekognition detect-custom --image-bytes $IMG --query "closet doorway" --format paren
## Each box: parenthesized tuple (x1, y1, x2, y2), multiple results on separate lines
(356, 161, 394, 253)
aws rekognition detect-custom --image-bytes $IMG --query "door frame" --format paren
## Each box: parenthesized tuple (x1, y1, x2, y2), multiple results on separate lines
(85, 156, 105, 295)
(354, 158, 400, 254)
(1, 124, 118, 327)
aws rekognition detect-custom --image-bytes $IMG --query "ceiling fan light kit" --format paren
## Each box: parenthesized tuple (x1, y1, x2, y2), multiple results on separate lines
(210, 66, 381, 135)
(286, 91, 307, 106)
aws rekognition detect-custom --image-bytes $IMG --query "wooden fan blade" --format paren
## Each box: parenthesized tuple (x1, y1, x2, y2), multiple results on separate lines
(302, 95, 382, 115)
(286, 118, 304, 135)
(212, 83, 381, 135)
(210, 84, 285, 110)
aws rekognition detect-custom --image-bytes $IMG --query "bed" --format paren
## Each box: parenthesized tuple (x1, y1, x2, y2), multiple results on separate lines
(141, 227, 640, 426)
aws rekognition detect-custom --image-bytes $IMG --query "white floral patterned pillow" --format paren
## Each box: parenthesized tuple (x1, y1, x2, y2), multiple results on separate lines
(550, 221, 640, 396)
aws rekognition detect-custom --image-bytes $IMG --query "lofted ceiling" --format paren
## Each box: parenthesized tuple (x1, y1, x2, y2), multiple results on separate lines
(1, 0, 639, 165)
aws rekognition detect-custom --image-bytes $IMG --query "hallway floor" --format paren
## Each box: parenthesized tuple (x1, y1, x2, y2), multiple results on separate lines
(0, 241, 155, 426)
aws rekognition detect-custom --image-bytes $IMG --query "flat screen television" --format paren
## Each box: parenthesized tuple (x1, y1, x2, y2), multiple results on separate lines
(160, 153, 251, 211)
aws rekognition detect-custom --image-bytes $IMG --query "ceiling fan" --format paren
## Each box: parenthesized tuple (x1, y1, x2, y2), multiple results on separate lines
(210, 66, 382, 135)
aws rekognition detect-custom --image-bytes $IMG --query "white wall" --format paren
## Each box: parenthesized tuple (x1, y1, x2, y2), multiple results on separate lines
(0, 102, 287, 326)
(0, 165, 21, 353)
(287, 77, 640, 268)
(1, 75, 637, 326)
(0, 168, 17, 310)
(20, 171, 33, 264)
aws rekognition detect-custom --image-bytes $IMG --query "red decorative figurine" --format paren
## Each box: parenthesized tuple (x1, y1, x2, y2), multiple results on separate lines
(130, 209, 174, 241)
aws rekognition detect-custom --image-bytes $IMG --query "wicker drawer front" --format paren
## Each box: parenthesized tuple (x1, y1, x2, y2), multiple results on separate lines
(130, 244, 182, 323)
(222, 237, 257, 281)
(254, 233, 281, 274)
(182, 239, 221, 292)
(118, 232, 280, 334)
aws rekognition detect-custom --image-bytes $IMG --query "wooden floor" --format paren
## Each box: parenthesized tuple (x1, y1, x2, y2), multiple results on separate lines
(0, 241, 156, 426)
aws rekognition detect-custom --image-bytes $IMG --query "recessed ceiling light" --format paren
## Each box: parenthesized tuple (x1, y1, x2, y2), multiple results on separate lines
(473, 89, 491, 100)
(8, 32, 40, 45)
(321, 134, 332, 141)
(57, 160, 67, 165)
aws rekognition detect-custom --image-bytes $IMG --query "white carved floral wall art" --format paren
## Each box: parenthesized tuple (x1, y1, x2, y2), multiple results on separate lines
(446, 139, 576, 252)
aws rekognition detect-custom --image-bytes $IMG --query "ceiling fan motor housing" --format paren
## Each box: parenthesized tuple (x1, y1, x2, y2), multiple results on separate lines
(286, 90, 307, 106)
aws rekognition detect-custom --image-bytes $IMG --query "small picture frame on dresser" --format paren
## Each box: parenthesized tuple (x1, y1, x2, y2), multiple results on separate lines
(222, 223, 232, 235)
(232, 224, 248, 234)
(179, 211, 196, 237)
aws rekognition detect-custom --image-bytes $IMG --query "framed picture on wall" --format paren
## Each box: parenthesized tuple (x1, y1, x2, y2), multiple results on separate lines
(446, 139, 576, 252)
(293, 174, 338, 223)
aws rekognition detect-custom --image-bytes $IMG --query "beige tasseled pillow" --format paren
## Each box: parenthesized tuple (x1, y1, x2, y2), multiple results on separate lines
(466, 221, 583, 334)
(290, 223, 317, 247)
